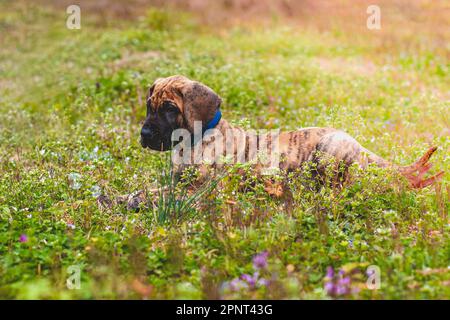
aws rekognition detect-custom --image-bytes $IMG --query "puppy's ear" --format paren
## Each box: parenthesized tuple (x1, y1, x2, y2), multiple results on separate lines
(146, 79, 161, 105)
(146, 84, 155, 102)
(181, 81, 222, 132)
(145, 83, 156, 115)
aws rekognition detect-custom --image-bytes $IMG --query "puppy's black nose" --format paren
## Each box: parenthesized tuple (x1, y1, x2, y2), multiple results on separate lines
(141, 126, 152, 138)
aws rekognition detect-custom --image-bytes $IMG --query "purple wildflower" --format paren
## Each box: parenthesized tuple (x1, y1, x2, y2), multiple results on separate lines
(324, 266, 353, 298)
(336, 276, 351, 295)
(252, 251, 269, 270)
(257, 278, 269, 287)
(326, 266, 334, 279)
(239, 272, 268, 289)
(324, 281, 335, 296)
(240, 274, 257, 287)
(19, 234, 28, 243)
(229, 278, 248, 292)
(225, 251, 272, 293)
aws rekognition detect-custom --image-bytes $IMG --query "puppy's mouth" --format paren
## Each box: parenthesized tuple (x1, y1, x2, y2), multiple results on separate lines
(140, 136, 173, 151)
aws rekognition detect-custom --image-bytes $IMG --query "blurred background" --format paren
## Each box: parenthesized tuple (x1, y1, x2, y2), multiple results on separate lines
(36, 0, 449, 57)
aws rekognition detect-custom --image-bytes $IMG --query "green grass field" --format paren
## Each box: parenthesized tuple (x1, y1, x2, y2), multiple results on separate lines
(0, 1, 448, 299)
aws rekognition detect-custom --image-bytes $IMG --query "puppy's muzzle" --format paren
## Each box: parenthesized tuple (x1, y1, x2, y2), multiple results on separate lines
(140, 126, 156, 148)
(141, 126, 153, 140)
(140, 126, 172, 151)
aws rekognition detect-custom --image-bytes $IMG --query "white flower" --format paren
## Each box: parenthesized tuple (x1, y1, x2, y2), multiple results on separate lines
(68, 173, 82, 190)
(90, 185, 102, 198)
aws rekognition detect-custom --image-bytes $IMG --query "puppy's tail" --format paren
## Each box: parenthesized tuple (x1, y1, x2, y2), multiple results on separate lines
(397, 146, 444, 189)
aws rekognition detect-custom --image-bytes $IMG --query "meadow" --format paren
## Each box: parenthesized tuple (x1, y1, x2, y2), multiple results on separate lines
(0, 0, 448, 299)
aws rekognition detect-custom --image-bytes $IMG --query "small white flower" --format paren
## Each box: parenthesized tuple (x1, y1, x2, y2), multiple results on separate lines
(67, 223, 76, 230)
(90, 185, 102, 198)
(68, 173, 82, 190)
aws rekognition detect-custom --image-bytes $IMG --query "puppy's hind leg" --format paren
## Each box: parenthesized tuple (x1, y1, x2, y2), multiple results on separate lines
(316, 131, 389, 171)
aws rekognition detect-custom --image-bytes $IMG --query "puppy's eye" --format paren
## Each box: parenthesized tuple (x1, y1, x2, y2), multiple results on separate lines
(161, 101, 179, 114)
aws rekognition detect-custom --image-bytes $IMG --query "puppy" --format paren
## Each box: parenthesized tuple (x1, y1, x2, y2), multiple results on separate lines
(140, 75, 443, 192)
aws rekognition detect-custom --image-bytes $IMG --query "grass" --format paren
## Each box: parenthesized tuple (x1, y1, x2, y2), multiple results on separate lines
(0, 1, 448, 299)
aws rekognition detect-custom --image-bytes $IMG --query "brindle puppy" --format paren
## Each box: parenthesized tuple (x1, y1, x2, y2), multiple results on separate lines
(139, 75, 443, 195)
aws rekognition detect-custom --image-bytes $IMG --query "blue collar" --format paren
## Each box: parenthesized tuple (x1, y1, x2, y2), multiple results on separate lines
(203, 109, 222, 132)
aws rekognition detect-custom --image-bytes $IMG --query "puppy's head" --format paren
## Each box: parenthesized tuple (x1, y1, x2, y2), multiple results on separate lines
(140, 75, 222, 151)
